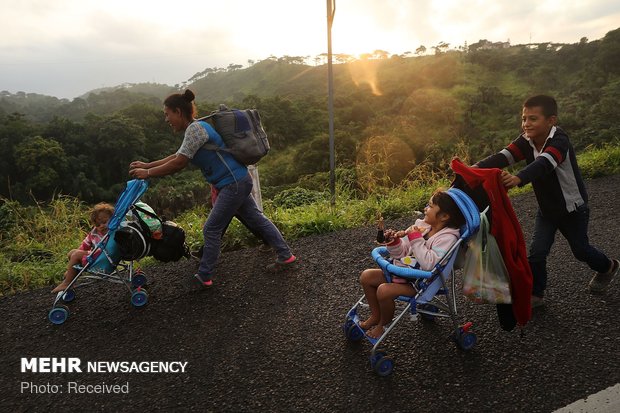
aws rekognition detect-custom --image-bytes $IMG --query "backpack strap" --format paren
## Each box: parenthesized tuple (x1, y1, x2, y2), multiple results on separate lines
(130, 204, 163, 238)
(192, 120, 240, 186)
(195, 118, 234, 155)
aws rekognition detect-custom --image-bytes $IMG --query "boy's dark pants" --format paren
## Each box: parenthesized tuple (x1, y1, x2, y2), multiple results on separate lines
(529, 204, 611, 297)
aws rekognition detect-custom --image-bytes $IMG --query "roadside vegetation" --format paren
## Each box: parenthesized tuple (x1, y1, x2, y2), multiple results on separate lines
(1, 145, 618, 295)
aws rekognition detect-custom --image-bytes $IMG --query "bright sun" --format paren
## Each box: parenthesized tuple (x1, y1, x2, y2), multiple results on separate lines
(329, 12, 411, 58)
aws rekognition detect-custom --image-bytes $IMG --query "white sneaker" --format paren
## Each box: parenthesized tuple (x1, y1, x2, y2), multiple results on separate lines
(589, 259, 619, 293)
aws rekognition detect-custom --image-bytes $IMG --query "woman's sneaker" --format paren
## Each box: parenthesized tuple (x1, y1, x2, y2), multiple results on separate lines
(266, 255, 297, 272)
(193, 273, 213, 288)
(589, 259, 619, 293)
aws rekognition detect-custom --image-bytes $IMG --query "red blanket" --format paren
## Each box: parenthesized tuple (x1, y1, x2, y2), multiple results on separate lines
(451, 158, 532, 326)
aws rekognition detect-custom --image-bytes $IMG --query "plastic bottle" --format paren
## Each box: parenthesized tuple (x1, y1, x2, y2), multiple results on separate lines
(376, 213, 385, 243)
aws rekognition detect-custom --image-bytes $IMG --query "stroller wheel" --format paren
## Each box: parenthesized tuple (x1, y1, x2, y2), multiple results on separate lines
(343, 318, 354, 335)
(369, 351, 387, 369)
(131, 289, 149, 307)
(373, 356, 394, 376)
(61, 289, 76, 303)
(132, 273, 147, 288)
(457, 331, 477, 351)
(345, 324, 364, 342)
(48, 306, 69, 325)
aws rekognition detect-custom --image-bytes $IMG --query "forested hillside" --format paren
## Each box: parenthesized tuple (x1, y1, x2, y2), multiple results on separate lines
(1, 28, 619, 210)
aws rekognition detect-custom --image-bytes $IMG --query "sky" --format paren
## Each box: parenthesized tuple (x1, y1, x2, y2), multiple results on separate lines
(1, 0, 619, 99)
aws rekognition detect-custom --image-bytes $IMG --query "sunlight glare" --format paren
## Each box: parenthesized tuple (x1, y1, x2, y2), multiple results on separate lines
(348, 61, 382, 96)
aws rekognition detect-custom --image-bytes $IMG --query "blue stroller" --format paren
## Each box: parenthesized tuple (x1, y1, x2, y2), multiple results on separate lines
(48, 179, 153, 325)
(343, 188, 481, 376)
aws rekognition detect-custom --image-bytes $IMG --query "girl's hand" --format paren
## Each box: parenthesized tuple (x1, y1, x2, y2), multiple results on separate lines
(383, 229, 396, 243)
(394, 230, 407, 239)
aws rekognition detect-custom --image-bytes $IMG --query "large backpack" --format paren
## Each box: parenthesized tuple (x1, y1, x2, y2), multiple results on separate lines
(198, 104, 270, 165)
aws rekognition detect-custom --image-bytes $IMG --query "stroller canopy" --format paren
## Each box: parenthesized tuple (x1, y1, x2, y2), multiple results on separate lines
(108, 179, 149, 231)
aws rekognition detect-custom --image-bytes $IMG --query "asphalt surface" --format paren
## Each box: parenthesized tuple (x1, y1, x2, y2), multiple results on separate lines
(1, 174, 618, 412)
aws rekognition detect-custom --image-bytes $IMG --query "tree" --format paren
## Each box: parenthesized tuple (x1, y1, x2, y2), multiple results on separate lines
(82, 114, 147, 198)
(372, 50, 389, 59)
(227, 63, 243, 71)
(468, 39, 490, 52)
(335, 54, 355, 64)
(595, 28, 620, 74)
(13, 136, 68, 200)
(415, 45, 426, 55)
(355, 135, 414, 192)
(0, 113, 37, 199)
(433, 41, 450, 55)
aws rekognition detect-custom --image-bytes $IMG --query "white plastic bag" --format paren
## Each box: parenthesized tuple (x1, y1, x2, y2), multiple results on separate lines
(462, 212, 512, 304)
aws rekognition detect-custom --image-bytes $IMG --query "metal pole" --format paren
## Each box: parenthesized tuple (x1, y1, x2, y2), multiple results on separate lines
(326, 0, 336, 206)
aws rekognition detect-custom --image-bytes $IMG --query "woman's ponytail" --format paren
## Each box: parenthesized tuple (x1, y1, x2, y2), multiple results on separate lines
(183, 89, 195, 102)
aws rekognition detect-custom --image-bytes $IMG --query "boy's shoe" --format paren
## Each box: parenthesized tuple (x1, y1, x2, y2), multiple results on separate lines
(193, 273, 213, 288)
(266, 255, 297, 272)
(531, 295, 545, 308)
(589, 259, 619, 293)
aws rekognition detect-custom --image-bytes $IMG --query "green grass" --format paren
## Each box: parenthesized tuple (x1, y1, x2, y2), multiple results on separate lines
(0, 196, 90, 294)
(1, 144, 619, 296)
(578, 143, 620, 178)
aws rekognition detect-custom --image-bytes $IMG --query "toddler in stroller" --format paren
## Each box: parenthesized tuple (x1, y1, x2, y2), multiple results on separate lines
(344, 187, 481, 376)
(51, 202, 115, 293)
(359, 189, 466, 339)
(48, 179, 154, 325)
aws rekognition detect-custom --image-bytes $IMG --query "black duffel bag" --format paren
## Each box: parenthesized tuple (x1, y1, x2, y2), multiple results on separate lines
(150, 221, 189, 262)
(114, 222, 151, 261)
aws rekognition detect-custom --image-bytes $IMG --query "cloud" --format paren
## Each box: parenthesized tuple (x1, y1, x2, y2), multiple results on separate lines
(1, 0, 618, 98)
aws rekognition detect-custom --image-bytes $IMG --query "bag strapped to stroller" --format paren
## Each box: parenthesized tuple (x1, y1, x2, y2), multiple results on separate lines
(125, 204, 190, 263)
(343, 187, 482, 376)
(48, 179, 153, 325)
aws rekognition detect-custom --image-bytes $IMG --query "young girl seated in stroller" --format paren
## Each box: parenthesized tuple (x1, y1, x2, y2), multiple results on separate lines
(52, 202, 115, 293)
(360, 189, 466, 338)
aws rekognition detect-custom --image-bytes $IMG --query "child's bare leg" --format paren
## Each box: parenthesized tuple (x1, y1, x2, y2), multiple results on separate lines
(52, 250, 88, 293)
(359, 268, 385, 329)
(366, 282, 416, 338)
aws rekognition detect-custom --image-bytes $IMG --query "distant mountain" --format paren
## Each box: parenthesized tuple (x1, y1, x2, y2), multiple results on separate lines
(0, 85, 169, 123)
(83, 82, 177, 100)
(3, 26, 619, 124)
(187, 59, 329, 102)
(0, 60, 357, 121)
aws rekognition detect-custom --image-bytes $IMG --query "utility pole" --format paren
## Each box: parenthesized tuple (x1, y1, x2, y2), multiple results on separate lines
(326, 0, 336, 206)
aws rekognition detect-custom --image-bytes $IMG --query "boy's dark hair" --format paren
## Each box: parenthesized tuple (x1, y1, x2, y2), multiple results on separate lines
(523, 95, 557, 117)
(431, 190, 466, 230)
(164, 89, 197, 120)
